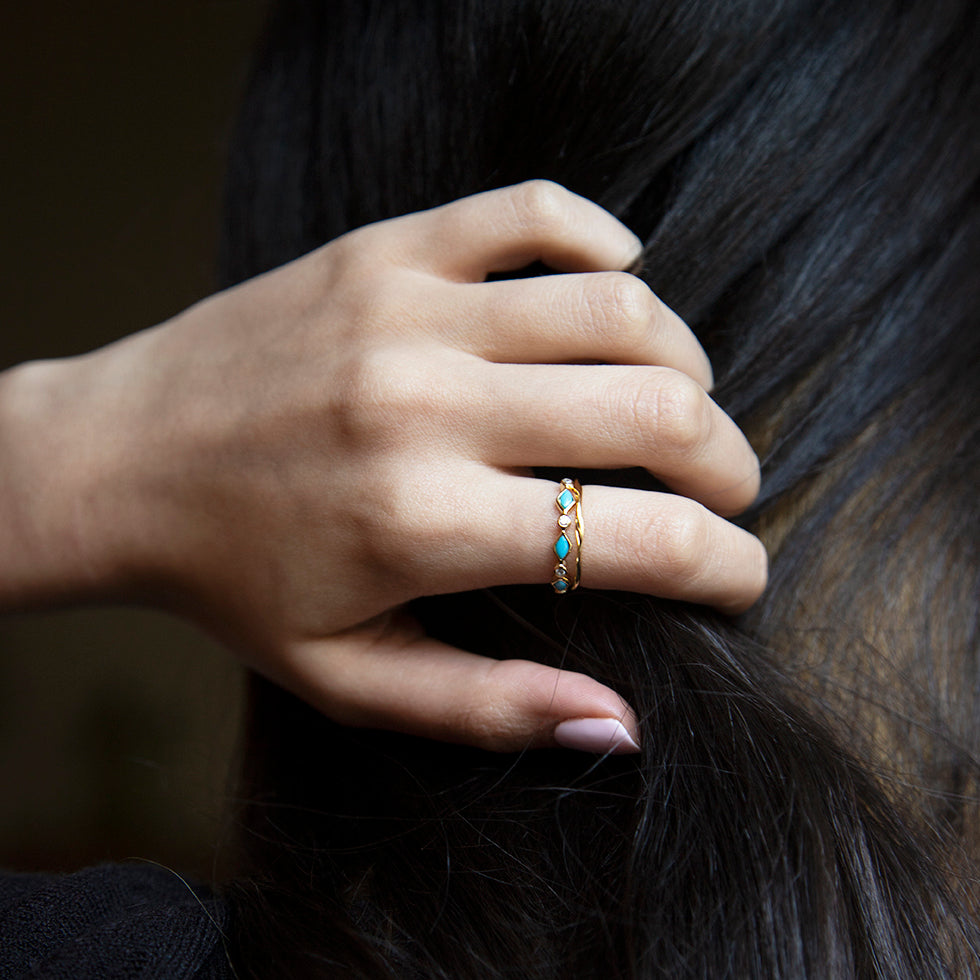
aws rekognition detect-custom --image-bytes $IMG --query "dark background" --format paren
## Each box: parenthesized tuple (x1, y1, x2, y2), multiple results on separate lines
(1, 1, 269, 877)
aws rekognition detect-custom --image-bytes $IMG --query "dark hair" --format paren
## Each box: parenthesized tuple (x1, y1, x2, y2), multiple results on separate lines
(219, 0, 980, 975)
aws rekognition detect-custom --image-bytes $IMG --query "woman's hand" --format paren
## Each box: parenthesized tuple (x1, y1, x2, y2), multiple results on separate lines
(0, 182, 765, 753)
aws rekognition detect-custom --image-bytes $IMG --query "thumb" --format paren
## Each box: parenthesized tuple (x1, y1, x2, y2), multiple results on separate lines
(269, 613, 640, 755)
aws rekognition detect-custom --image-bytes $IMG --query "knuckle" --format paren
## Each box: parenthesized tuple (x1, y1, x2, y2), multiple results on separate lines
(511, 179, 569, 238)
(651, 372, 711, 459)
(334, 348, 398, 438)
(337, 347, 438, 442)
(603, 271, 655, 326)
(455, 660, 543, 752)
(321, 225, 400, 292)
(322, 225, 365, 271)
(587, 272, 654, 350)
(329, 337, 467, 587)
(355, 465, 445, 580)
(455, 698, 510, 752)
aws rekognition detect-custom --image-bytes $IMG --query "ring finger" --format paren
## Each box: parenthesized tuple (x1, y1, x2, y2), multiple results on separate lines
(423, 473, 767, 615)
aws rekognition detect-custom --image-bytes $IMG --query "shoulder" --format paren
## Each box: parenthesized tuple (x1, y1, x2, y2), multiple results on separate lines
(0, 862, 231, 979)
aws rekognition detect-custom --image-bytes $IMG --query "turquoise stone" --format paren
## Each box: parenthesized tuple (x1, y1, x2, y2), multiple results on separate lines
(554, 534, 571, 560)
(553, 579, 568, 593)
(557, 488, 576, 511)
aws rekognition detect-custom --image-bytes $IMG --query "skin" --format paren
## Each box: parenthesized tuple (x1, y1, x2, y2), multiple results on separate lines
(0, 181, 766, 753)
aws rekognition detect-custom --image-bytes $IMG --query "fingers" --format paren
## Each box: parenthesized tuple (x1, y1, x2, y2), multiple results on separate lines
(456, 363, 759, 516)
(572, 484, 768, 614)
(443, 272, 713, 389)
(279, 614, 641, 755)
(388, 180, 643, 280)
(422, 476, 767, 615)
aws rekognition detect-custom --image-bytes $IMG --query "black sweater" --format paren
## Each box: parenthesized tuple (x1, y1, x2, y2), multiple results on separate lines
(0, 863, 231, 979)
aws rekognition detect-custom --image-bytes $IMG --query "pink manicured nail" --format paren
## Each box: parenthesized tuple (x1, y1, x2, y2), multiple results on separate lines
(553, 718, 640, 755)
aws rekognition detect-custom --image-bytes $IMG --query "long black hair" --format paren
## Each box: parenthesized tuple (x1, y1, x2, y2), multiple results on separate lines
(219, 1, 980, 975)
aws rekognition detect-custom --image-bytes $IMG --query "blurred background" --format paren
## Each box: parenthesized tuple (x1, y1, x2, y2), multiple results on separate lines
(1, 1, 269, 878)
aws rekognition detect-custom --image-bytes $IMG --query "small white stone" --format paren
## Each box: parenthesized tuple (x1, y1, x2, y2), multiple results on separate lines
(557, 514, 572, 528)
(561, 478, 574, 486)
(555, 564, 567, 576)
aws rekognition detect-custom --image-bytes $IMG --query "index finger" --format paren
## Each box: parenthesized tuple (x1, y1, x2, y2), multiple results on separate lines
(387, 180, 644, 281)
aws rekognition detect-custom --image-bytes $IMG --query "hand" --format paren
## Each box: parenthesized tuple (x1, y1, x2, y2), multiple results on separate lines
(0, 182, 765, 753)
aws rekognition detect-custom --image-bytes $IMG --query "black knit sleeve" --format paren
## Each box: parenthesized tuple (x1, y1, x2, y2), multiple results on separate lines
(0, 863, 231, 979)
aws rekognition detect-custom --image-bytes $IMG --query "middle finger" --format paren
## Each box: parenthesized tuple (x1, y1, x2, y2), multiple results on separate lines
(460, 362, 760, 516)
(437, 273, 713, 389)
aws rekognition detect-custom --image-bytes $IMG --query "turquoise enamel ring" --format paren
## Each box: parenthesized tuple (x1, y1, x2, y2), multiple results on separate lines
(551, 478, 583, 594)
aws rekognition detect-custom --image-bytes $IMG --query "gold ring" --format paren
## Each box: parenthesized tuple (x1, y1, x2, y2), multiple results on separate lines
(551, 478, 583, 594)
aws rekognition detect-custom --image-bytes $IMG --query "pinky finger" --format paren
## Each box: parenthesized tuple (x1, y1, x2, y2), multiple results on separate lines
(272, 612, 641, 755)
(396, 180, 643, 280)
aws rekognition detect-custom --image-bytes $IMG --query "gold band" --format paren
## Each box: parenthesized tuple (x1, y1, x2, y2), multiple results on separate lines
(551, 478, 583, 594)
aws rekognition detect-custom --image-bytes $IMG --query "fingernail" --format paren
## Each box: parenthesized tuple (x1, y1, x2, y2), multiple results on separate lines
(553, 717, 640, 755)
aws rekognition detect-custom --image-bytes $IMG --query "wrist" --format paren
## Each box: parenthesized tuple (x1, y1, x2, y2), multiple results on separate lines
(0, 354, 142, 610)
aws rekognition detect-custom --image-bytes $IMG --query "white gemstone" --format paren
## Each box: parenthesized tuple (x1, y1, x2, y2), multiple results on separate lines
(561, 478, 573, 486)
(557, 514, 572, 528)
